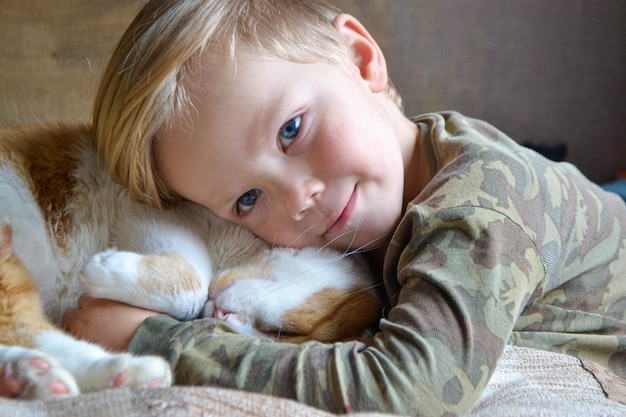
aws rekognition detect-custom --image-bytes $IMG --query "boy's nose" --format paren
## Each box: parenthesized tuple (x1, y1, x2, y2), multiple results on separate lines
(284, 178, 324, 221)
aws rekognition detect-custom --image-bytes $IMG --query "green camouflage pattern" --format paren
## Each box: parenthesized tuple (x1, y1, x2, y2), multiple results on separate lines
(130, 112, 626, 416)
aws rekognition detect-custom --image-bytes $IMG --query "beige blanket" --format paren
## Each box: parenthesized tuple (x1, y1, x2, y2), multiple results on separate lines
(1, 346, 624, 417)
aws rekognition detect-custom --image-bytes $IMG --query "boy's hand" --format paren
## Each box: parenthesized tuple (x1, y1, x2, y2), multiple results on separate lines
(63, 295, 158, 352)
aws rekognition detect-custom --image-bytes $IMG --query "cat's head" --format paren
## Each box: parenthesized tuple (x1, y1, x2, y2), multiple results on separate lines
(205, 247, 382, 343)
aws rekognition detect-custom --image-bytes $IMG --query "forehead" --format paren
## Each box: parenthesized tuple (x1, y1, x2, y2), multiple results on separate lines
(183, 49, 292, 113)
(155, 51, 296, 211)
(171, 45, 344, 145)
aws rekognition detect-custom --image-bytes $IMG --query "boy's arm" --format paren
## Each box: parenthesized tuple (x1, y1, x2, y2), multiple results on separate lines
(129, 207, 544, 416)
(64, 295, 159, 352)
(131, 314, 457, 415)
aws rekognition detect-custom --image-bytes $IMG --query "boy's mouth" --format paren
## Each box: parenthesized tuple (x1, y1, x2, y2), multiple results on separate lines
(324, 186, 357, 237)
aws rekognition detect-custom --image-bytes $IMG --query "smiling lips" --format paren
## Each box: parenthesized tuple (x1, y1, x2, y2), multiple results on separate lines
(325, 186, 357, 237)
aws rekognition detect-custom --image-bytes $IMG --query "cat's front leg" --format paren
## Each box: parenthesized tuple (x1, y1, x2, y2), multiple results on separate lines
(36, 330, 172, 394)
(79, 249, 210, 320)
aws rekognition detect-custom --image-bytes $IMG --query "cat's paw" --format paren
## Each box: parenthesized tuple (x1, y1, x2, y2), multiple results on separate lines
(79, 249, 141, 298)
(0, 352, 79, 399)
(111, 356, 172, 389)
(79, 353, 172, 392)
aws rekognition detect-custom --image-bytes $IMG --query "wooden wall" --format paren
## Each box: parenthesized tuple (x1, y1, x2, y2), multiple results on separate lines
(387, 0, 626, 184)
(0, 0, 139, 124)
(1, 0, 624, 183)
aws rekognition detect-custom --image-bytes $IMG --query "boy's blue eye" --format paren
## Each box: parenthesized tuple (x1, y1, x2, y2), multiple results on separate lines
(237, 189, 260, 213)
(279, 116, 301, 149)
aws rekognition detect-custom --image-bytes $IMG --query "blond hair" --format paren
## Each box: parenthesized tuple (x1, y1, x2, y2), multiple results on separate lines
(93, 0, 402, 209)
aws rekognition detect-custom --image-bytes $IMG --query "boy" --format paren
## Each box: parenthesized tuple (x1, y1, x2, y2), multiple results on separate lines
(61, 0, 626, 415)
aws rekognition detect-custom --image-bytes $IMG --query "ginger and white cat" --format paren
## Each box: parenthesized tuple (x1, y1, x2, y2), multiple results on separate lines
(0, 123, 380, 399)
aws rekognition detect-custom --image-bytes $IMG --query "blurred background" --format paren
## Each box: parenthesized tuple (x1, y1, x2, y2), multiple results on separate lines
(1, 0, 625, 184)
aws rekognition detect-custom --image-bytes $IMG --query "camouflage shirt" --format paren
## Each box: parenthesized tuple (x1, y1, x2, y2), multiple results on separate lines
(129, 112, 626, 417)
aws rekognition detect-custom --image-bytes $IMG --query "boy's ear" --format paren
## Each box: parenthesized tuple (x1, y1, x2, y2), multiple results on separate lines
(333, 14, 388, 93)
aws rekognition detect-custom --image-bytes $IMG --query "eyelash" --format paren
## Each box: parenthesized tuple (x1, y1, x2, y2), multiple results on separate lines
(234, 115, 304, 218)
(236, 189, 259, 218)
(278, 115, 302, 152)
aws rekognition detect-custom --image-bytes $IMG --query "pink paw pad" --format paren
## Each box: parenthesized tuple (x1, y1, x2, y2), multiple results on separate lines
(47, 380, 71, 395)
(0, 364, 26, 398)
(144, 378, 167, 389)
(113, 371, 127, 387)
(28, 358, 52, 372)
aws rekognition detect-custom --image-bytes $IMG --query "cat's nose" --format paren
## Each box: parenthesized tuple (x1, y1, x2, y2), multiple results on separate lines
(212, 305, 230, 320)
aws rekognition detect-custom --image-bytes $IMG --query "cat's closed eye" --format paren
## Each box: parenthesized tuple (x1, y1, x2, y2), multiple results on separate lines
(207, 247, 382, 344)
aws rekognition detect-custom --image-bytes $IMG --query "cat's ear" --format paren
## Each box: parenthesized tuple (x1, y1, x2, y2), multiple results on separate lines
(333, 13, 388, 94)
(0, 222, 13, 262)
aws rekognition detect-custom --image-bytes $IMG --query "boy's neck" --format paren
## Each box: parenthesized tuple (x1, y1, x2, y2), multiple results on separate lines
(402, 121, 429, 208)
(378, 94, 429, 209)
(364, 243, 388, 281)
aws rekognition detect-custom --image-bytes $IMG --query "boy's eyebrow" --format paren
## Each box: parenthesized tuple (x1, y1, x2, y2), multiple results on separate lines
(260, 87, 293, 135)
(266, 87, 305, 142)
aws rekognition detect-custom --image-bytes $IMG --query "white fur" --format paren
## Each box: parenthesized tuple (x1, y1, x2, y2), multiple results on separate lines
(34, 330, 171, 393)
(0, 125, 374, 398)
(0, 166, 59, 302)
(80, 248, 209, 320)
(0, 328, 172, 400)
(208, 247, 372, 336)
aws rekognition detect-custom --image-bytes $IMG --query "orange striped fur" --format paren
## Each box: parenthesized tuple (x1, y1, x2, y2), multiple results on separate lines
(0, 123, 380, 399)
(0, 223, 55, 348)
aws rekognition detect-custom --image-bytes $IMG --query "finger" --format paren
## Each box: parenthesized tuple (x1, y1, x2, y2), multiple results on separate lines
(77, 294, 93, 308)
(62, 309, 88, 338)
(62, 308, 77, 328)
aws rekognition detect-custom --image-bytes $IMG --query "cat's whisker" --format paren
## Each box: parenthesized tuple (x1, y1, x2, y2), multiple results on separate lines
(342, 224, 359, 255)
(347, 232, 388, 255)
(275, 323, 284, 341)
(270, 234, 279, 250)
(285, 224, 318, 249)
(343, 239, 387, 258)
(303, 229, 360, 263)
(325, 226, 385, 256)
(320, 228, 358, 250)
(314, 232, 387, 268)
(344, 281, 386, 298)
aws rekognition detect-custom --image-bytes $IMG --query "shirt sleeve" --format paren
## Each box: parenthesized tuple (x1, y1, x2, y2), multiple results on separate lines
(128, 205, 545, 416)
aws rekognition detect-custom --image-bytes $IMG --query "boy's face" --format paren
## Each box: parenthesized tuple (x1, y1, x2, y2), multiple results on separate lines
(155, 49, 411, 251)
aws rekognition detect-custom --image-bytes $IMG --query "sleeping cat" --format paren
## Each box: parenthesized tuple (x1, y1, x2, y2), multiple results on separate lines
(0, 123, 381, 399)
